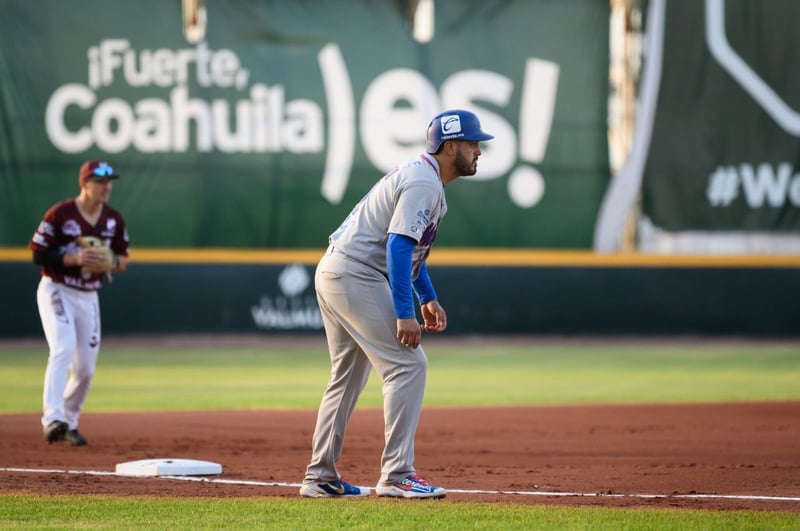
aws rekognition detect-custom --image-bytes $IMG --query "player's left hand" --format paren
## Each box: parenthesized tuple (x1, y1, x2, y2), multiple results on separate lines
(421, 301, 447, 333)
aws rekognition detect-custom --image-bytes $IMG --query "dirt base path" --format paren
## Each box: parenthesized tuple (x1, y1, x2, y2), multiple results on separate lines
(2, 402, 799, 512)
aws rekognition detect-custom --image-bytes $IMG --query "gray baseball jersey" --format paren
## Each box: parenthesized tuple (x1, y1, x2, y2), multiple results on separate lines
(328, 153, 447, 278)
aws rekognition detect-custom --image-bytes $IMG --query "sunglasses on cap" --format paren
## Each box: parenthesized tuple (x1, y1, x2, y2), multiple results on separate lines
(91, 163, 115, 177)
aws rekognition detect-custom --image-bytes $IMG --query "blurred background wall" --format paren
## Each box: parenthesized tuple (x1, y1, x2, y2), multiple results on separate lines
(1, 0, 797, 337)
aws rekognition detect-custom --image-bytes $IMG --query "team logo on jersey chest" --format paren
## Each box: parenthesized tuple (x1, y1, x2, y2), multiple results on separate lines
(100, 218, 117, 238)
(62, 219, 81, 237)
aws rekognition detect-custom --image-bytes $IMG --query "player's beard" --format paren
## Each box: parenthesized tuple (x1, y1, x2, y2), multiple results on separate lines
(454, 149, 478, 176)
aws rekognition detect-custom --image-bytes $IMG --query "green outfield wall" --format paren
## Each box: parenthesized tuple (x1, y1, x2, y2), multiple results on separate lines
(3, 2, 800, 339)
(4, 255, 798, 338)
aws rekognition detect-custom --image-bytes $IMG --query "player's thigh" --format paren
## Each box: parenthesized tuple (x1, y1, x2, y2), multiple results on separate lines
(36, 279, 77, 354)
(334, 262, 395, 338)
(316, 256, 421, 373)
(73, 294, 101, 373)
(337, 264, 424, 374)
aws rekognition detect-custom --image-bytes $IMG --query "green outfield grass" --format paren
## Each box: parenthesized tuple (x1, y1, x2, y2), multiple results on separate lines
(1, 494, 799, 530)
(1, 339, 799, 529)
(0, 341, 799, 413)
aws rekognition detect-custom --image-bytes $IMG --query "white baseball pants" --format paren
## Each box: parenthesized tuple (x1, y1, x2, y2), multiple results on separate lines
(37, 276, 101, 431)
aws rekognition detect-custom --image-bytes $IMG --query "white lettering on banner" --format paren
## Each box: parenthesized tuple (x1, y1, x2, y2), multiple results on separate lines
(440, 69, 517, 180)
(87, 40, 247, 90)
(46, 40, 561, 208)
(251, 265, 323, 330)
(251, 297, 323, 329)
(359, 68, 439, 177)
(706, 163, 800, 208)
(46, 84, 322, 154)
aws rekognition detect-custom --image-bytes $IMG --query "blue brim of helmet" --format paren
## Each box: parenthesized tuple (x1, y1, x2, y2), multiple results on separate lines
(464, 132, 494, 142)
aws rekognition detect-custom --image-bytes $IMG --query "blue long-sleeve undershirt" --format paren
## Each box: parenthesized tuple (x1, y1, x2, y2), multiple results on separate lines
(387, 233, 437, 319)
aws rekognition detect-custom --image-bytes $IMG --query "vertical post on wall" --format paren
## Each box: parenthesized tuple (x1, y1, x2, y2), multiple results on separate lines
(607, 0, 644, 251)
(182, 0, 207, 44)
(406, 0, 435, 44)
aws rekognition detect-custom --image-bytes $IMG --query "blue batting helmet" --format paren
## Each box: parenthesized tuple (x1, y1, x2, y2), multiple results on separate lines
(426, 109, 494, 154)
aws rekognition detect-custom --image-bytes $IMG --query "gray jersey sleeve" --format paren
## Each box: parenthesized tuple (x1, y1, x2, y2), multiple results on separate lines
(388, 180, 442, 242)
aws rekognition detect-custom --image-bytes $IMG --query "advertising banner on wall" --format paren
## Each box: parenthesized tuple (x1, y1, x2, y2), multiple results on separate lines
(642, 0, 800, 232)
(595, 0, 800, 254)
(0, 0, 610, 249)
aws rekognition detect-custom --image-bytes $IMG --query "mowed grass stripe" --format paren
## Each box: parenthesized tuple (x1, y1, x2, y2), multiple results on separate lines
(1, 343, 798, 412)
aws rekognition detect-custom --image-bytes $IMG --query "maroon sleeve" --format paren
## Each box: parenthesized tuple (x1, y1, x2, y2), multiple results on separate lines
(103, 208, 129, 257)
(29, 203, 63, 253)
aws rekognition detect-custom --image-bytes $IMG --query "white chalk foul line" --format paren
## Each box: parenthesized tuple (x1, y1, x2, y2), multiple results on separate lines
(3, 467, 800, 503)
(3, 467, 117, 476)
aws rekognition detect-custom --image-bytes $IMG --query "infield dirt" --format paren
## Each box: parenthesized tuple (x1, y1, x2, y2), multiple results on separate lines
(2, 402, 799, 511)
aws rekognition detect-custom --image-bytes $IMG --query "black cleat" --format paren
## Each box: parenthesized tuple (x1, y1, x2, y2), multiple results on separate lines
(44, 420, 68, 444)
(65, 429, 88, 446)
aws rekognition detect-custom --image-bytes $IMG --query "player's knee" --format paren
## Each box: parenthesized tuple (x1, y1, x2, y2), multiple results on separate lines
(48, 344, 77, 361)
(71, 366, 95, 381)
(405, 356, 428, 378)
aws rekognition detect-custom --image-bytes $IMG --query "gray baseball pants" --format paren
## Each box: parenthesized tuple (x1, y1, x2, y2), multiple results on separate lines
(303, 248, 428, 487)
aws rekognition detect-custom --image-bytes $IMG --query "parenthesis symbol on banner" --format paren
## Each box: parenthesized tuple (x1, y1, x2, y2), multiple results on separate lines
(318, 43, 356, 205)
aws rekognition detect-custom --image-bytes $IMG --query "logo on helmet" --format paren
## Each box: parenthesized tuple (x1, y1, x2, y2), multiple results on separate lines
(440, 115, 462, 135)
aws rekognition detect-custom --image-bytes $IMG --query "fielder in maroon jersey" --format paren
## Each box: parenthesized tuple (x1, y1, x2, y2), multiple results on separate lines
(29, 160, 130, 446)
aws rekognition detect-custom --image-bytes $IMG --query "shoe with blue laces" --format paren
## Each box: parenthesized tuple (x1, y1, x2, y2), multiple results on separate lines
(299, 479, 370, 498)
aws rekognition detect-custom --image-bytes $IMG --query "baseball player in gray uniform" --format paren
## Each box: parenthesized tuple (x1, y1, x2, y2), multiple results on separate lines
(30, 160, 130, 446)
(300, 110, 493, 498)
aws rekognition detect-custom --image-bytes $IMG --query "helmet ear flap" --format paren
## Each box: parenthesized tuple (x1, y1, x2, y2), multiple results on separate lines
(426, 120, 445, 154)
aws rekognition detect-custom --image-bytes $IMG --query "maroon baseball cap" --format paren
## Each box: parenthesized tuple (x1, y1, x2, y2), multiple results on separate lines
(79, 160, 120, 186)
